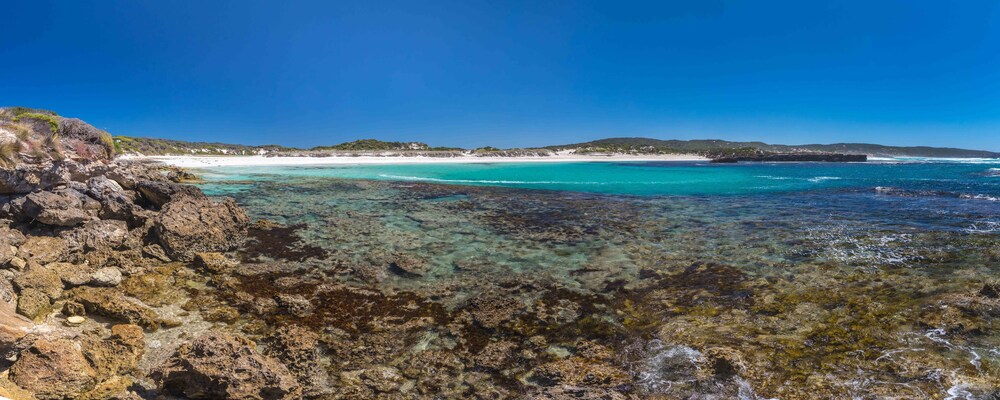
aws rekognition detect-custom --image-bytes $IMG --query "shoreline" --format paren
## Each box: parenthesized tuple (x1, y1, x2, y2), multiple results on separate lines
(125, 153, 709, 168)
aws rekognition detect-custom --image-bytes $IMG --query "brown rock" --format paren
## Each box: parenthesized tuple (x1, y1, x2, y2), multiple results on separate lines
(67, 287, 160, 330)
(60, 219, 128, 252)
(8, 338, 97, 399)
(389, 254, 429, 277)
(531, 358, 631, 388)
(12, 263, 63, 299)
(264, 325, 325, 389)
(19, 189, 100, 226)
(193, 252, 238, 273)
(62, 300, 86, 316)
(17, 236, 67, 264)
(136, 180, 205, 208)
(83, 324, 145, 380)
(154, 196, 249, 262)
(467, 291, 524, 329)
(153, 331, 300, 399)
(15, 288, 51, 320)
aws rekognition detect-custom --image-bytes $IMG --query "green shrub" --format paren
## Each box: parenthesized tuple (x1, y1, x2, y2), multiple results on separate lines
(99, 131, 115, 156)
(14, 112, 60, 134)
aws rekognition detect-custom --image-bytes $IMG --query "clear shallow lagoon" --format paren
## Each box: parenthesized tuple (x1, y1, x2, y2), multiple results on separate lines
(196, 159, 1000, 197)
(194, 159, 1000, 398)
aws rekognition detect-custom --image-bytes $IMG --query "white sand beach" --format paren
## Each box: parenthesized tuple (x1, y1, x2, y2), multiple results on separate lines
(128, 152, 708, 168)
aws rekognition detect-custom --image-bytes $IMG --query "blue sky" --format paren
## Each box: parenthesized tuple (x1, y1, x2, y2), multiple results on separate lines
(2, 1, 999, 150)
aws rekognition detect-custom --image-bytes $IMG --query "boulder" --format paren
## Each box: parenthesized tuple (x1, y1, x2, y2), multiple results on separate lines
(8, 338, 98, 399)
(13, 263, 63, 299)
(154, 196, 249, 262)
(90, 267, 123, 287)
(19, 189, 100, 226)
(83, 324, 145, 380)
(61, 219, 129, 252)
(15, 288, 51, 320)
(0, 226, 25, 265)
(17, 236, 68, 264)
(85, 176, 142, 222)
(67, 286, 159, 330)
(137, 180, 205, 208)
(0, 162, 72, 194)
(153, 331, 300, 399)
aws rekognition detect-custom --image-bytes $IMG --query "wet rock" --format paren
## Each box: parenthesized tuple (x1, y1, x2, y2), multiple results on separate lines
(153, 331, 300, 399)
(8, 338, 97, 399)
(473, 340, 519, 370)
(193, 252, 238, 273)
(275, 293, 314, 317)
(525, 385, 637, 400)
(19, 189, 100, 226)
(980, 283, 1000, 299)
(17, 236, 68, 264)
(359, 366, 406, 393)
(137, 180, 205, 208)
(389, 254, 430, 277)
(467, 291, 525, 329)
(352, 263, 388, 283)
(531, 357, 631, 388)
(67, 286, 159, 330)
(154, 196, 249, 262)
(264, 325, 325, 389)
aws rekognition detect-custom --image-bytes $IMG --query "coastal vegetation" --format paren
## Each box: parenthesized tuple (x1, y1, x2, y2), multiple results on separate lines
(110, 134, 999, 159)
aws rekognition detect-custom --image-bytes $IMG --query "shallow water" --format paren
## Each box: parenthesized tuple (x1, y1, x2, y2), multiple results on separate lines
(194, 160, 1000, 398)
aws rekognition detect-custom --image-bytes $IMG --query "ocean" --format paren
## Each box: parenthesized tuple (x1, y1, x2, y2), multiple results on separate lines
(193, 159, 1000, 398)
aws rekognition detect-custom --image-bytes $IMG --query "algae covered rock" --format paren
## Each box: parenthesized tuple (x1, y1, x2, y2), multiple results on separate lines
(153, 331, 300, 399)
(8, 338, 97, 399)
(153, 196, 249, 262)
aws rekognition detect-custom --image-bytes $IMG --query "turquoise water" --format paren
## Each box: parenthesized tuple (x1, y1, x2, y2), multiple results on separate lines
(196, 159, 1000, 197)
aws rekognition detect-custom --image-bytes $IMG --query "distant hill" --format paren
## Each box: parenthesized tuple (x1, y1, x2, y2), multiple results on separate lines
(310, 139, 430, 151)
(113, 136, 290, 156)
(112, 135, 1000, 159)
(548, 137, 1000, 158)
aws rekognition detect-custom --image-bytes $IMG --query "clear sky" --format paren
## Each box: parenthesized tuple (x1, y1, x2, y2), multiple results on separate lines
(2, 1, 999, 150)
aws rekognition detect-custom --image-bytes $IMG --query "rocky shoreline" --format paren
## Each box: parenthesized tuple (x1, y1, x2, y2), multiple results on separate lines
(2, 109, 999, 399)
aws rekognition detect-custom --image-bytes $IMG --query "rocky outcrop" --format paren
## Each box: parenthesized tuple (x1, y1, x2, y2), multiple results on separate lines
(153, 331, 300, 399)
(67, 287, 160, 330)
(154, 196, 249, 261)
(136, 180, 205, 208)
(18, 189, 100, 226)
(0, 162, 72, 194)
(8, 338, 98, 399)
